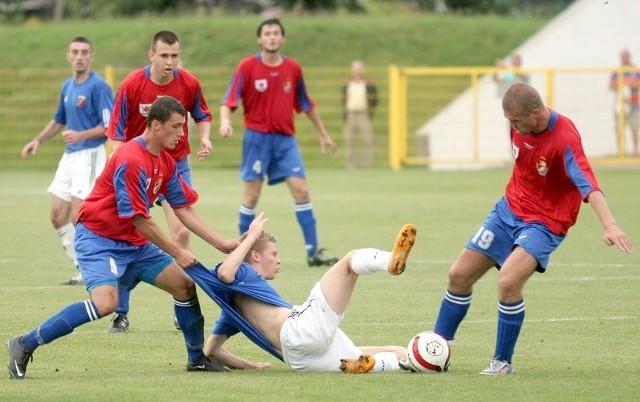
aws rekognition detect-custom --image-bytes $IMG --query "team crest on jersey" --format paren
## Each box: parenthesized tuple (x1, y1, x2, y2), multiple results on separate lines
(536, 157, 548, 176)
(153, 175, 164, 194)
(254, 79, 268, 92)
(139, 103, 152, 117)
(283, 80, 292, 93)
(512, 144, 519, 160)
(76, 95, 87, 108)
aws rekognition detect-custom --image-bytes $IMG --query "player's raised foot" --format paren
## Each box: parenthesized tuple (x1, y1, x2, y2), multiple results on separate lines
(388, 224, 417, 275)
(60, 272, 84, 286)
(6, 336, 33, 380)
(479, 359, 514, 376)
(307, 248, 338, 267)
(186, 356, 230, 373)
(339, 354, 375, 374)
(107, 314, 129, 333)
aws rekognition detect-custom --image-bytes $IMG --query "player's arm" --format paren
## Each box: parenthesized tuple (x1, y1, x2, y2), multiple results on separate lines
(109, 139, 125, 155)
(21, 120, 65, 159)
(132, 214, 196, 268)
(586, 191, 634, 254)
(194, 120, 213, 161)
(216, 212, 267, 284)
(219, 105, 234, 138)
(61, 124, 106, 145)
(172, 205, 240, 255)
(305, 107, 337, 154)
(205, 334, 271, 370)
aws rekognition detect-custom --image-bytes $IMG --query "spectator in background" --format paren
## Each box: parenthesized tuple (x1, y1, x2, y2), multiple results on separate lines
(219, 18, 339, 268)
(342, 60, 378, 169)
(609, 48, 640, 157)
(20, 36, 114, 286)
(493, 54, 529, 98)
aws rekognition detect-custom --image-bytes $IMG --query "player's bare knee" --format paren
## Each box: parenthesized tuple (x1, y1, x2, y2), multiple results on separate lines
(94, 299, 117, 317)
(172, 279, 197, 300)
(497, 276, 522, 300)
(173, 226, 190, 247)
(447, 268, 472, 290)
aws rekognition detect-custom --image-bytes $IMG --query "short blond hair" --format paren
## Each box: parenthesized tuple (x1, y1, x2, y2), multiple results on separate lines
(239, 231, 277, 262)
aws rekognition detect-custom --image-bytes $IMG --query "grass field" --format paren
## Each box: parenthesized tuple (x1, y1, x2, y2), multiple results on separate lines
(1, 167, 639, 401)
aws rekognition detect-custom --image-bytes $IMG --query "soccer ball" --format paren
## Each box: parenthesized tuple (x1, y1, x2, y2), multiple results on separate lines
(405, 331, 451, 372)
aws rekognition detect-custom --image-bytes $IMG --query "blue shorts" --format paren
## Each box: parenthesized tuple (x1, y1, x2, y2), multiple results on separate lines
(156, 157, 191, 205)
(240, 129, 306, 185)
(465, 197, 564, 272)
(75, 222, 175, 292)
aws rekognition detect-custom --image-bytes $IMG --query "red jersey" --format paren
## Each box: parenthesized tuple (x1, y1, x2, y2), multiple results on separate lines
(77, 137, 199, 246)
(107, 66, 212, 160)
(505, 110, 600, 235)
(222, 54, 315, 135)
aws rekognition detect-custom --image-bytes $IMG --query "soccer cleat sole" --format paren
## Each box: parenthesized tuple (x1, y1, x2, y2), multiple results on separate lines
(388, 224, 416, 275)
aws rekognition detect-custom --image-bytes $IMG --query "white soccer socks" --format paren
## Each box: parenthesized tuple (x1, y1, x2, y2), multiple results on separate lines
(350, 248, 390, 275)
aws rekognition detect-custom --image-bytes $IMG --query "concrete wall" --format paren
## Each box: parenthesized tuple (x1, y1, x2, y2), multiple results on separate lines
(419, 0, 640, 169)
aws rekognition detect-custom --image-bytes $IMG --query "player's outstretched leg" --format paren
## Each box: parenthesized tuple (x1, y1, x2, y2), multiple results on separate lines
(388, 224, 416, 275)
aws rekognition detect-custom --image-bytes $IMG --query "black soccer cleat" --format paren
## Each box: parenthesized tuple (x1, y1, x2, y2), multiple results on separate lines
(108, 314, 129, 333)
(186, 356, 230, 373)
(6, 336, 33, 380)
(307, 248, 339, 267)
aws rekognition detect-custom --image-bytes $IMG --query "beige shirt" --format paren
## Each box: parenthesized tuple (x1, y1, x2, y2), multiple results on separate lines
(345, 80, 368, 112)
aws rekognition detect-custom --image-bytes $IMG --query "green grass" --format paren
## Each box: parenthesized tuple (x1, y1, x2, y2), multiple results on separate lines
(1, 167, 639, 401)
(0, 13, 550, 170)
(0, 14, 548, 69)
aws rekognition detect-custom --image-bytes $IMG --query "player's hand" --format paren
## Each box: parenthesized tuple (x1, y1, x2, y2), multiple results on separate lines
(196, 138, 213, 161)
(248, 212, 268, 234)
(20, 140, 39, 159)
(219, 120, 233, 138)
(247, 361, 271, 369)
(319, 133, 338, 155)
(218, 238, 241, 254)
(603, 225, 634, 254)
(62, 130, 81, 145)
(175, 249, 198, 269)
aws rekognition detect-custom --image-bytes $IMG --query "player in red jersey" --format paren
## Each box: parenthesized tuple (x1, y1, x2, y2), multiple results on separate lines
(431, 83, 634, 376)
(219, 18, 339, 268)
(106, 31, 216, 332)
(6, 97, 239, 379)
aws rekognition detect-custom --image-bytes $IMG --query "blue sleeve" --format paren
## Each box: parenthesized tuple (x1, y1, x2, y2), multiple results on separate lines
(212, 310, 241, 337)
(163, 166, 196, 207)
(564, 146, 595, 198)
(95, 81, 114, 128)
(296, 76, 313, 112)
(54, 80, 70, 125)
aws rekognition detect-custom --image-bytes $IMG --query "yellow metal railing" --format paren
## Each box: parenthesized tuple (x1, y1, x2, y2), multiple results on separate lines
(388, 65, 640, 170)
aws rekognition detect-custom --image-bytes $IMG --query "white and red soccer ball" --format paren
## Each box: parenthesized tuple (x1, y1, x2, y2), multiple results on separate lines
(406, 331, 451, 372)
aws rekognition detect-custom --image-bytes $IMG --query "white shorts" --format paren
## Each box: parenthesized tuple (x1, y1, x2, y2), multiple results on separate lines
(280, 282, 361, 372)
(47, 145, 106, 201)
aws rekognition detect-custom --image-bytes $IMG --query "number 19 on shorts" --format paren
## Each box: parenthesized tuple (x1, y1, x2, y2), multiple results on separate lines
(470, 226, 495, 250)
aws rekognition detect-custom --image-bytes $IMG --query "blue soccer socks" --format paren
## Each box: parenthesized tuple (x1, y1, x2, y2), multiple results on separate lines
(115, 285, 131, 315)
(434, 290, 472, 341)
(239, 204, 256, 235)
(174, 296, 206, 363)
(21, 300, 101, 351)
(295, 202, 318, 257)
(493, 299, 525, 363)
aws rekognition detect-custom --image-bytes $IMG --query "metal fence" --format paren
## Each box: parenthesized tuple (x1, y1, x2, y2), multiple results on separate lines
(2, 65, 637, 171)
(0, 66, 391, 170)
